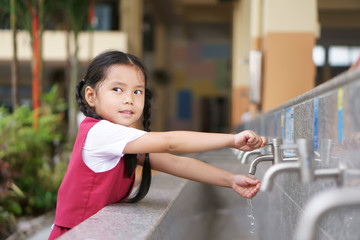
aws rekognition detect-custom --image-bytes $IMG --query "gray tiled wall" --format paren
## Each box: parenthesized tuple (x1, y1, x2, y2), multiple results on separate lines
(241, 68, 360, 240)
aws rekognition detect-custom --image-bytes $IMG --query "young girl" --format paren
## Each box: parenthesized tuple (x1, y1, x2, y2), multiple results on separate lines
(49, 50, 266, 239)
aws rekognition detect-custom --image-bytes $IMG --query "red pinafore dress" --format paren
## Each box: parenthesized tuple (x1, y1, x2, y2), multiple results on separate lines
(49, 117, 135, 239)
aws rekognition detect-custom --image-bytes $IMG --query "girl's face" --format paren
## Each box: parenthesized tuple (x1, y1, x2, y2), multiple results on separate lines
(85, 64, 145, 127)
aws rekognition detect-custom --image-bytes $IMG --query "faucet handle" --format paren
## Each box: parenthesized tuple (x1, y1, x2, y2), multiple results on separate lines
(296, 138, 315, 183)
(240, 149, 262, 164)
(270, 138, 284, 164)
(279, 138, 315, 183)
(270, 137, 283, 147)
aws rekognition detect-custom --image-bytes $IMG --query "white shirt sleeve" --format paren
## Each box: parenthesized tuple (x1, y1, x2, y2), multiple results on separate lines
(82, 120, 147, 172)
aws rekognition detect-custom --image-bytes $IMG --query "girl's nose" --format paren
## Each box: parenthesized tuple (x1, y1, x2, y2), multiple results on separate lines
(123, 93, 134, 105)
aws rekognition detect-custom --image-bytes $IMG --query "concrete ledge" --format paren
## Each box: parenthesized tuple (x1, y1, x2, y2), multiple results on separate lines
(59, 172, 188, 240)
(59, 150, 254, 240)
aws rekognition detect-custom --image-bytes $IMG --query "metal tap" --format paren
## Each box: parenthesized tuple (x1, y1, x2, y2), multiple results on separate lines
(260, 161, 301, 191)
(241, 141, 274, 164)
(240, 149, 261, 164)
(297, 138, 315, 183)
(272, 138, 284, 164)
(294, 188, 360, 240)
(248, 138, 297, 176)
(248, 154, 274, 175)
(260, 138, 312, 191)
(232, 148, 245, 161)
(314, 166, 345, 186)
(261, 138, 346, 191)
(297, 138, 345, 185)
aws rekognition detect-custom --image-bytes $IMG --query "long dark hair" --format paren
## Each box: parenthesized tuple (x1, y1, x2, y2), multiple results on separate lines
(75, 50, 152, 203)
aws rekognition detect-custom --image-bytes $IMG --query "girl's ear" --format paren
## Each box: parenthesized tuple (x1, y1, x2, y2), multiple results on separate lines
(85, 86, 96, 107)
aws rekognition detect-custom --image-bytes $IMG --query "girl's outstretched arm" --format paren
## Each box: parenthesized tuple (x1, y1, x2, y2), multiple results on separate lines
(145, 153, 261, 199)
(124, 130, 266, 154)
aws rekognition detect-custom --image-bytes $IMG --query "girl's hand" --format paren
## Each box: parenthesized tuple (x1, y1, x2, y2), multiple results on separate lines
(234, 130, 267, 151)
(230, 175, 261, 199)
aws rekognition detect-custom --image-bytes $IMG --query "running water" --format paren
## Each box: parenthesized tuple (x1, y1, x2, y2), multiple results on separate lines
(247, 199, 255, 234)
(247, 174, 256, 235)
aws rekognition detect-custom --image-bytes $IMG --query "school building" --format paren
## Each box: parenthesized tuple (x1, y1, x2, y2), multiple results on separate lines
(0, 0, 359, 132)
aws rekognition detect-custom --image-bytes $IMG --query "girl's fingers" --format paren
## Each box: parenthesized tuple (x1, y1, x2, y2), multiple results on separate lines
(251, 135, 266, 149)
(245, 131, 264, 148)
(260, 137, 267, 147)
(245, 176, 260, 185)
(232, 175, 261, 198)
(236, 130, 266, 151)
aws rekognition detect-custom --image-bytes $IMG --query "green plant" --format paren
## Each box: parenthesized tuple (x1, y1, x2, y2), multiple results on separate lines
(0, 84, 68, 239)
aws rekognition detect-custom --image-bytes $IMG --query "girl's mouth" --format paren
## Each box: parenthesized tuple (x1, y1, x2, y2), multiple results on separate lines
(120, 110, 134, 116)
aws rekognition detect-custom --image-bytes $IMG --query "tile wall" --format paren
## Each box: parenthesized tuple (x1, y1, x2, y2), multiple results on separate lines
(240, 69, 360, 240)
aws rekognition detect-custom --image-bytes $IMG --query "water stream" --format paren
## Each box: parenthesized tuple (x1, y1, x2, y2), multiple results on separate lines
(247, 174, 256, 236)
(247, 198, 255, 235)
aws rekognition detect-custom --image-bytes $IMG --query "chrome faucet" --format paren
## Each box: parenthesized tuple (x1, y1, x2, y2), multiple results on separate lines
(260, 161, 301, 191)
(248, 138, 297, 175)
(297, 138, 345, 185)
(260, 139, 312, 191)
(240, 149, 261, 164)
(248, 139, 278, 175)
(314, 166, 345, 186)
(272, 138, 284, 164)
(240, 140, 273, 164)
(248, 154, 274, 175)
(294, 188, 360, 240)
(261, 138, 346, 191)
(232, 148, 245, 161)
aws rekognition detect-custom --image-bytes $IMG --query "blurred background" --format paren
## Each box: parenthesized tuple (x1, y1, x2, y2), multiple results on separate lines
(0, 0, 359, 239)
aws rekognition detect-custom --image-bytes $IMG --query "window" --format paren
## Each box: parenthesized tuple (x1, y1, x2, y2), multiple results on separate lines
(313, 45, 325, 66)
(350, 47, 360, 64)
(328, 46, 360, 67)
(313, 45, 360, 67)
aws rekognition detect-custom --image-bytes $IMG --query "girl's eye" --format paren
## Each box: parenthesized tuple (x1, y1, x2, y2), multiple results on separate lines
(113, 88, 123, 92)
(134, 90, 142, 95)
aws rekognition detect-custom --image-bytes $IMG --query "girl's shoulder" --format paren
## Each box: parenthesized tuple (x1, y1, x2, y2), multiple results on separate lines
(85, 120, 147, 148)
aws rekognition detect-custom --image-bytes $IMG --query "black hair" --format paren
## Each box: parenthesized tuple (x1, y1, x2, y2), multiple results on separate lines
(75, 50, 152, 203)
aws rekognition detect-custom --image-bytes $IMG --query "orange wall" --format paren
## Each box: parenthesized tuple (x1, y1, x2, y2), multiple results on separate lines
(262, 32, 316, 111)
(231, 87, 249, 129)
